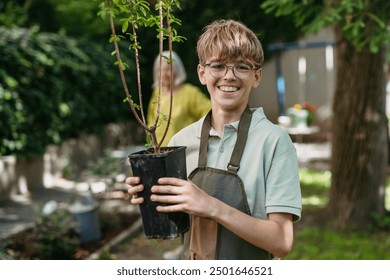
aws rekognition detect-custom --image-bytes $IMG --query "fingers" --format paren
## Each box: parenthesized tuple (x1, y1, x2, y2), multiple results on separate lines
(127, 183, 144, 196)
(156, 204, 183, 213)
(157, 177, 185, 185)
(150, 178, 187, 210)
(126, 176, 190, 207)
(126, 176, 144, 205)
(130, 195, 144, 205)
(151, 185, 180, 195)
(126, 176, 140, 185)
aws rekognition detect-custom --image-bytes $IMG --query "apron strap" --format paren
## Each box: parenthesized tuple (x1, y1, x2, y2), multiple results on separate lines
(198, 110, 212, 167)
(227, 105, 252, 173)
(198, 105, 253, 174)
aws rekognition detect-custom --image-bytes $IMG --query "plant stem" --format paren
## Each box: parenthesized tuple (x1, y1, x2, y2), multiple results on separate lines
(109, 13, 146, 131)
(105, 0, 180, 154)
(109, 6, 160, 152)
(157, 1, 174, 148)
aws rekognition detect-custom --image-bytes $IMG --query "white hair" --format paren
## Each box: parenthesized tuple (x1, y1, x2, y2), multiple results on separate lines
(152, 50, 187, 88)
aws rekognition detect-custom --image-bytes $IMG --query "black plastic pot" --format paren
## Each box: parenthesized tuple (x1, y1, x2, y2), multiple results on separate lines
(128, 146, 189, 239)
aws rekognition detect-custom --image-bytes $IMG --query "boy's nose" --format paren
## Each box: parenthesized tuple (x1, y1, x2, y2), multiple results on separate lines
(224, 66, 236, 78)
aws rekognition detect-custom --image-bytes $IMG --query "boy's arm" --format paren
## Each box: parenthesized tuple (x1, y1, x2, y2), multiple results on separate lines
(211, 202, 293, 258)
(151, 177, 294, 258)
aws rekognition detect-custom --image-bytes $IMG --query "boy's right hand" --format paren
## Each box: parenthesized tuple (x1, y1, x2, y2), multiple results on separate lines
(126, 176, 144, 205)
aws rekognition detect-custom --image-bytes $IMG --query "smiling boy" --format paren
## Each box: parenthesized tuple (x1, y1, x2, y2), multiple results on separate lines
(127, 19, 302, 260)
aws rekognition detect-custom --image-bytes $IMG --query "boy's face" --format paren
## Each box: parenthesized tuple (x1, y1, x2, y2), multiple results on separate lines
(197, 56, 262, 112)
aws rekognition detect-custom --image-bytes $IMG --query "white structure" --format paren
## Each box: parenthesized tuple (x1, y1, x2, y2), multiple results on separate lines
(250, 28, 336, 132)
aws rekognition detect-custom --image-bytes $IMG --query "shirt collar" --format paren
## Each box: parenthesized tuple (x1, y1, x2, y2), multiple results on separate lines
(195, 107, 266, 138)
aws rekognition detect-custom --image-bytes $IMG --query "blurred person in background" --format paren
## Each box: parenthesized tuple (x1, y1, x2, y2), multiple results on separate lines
(147, 50, 211, 147)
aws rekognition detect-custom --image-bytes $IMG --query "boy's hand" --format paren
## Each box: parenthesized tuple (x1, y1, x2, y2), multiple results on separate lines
(126, 176, 144, 205)
(150, 177, 218, 218)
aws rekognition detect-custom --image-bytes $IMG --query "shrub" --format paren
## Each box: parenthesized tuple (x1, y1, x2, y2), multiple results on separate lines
(33, 208, 79, 260)
(0, 26, 133, 157)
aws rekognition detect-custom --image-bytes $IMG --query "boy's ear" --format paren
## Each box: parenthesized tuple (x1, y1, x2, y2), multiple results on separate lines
(252, 67, 263, 89)
(197, 64, 207, 85)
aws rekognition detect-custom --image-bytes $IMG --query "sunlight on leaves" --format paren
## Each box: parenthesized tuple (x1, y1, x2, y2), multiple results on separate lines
(301, 195, 327, 207)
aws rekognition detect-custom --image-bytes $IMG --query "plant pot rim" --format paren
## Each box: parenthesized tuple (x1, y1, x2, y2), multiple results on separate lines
(128, 146, 186, 158)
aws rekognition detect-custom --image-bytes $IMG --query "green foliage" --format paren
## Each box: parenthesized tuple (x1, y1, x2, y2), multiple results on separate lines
(44, 0, 110, 40)
(0, 0, 28, 27)
(2, 1, 304, 117)
(98, 0, 184, 57)
(261, 0, 390, 53)
(32, 208, 79, 259)
(97, 248, 112, 260)
(0, 26, 131, 157)
(291, 168, 390, 259)
(0, 242, 13, 260)
(81, 151, 127, 187)
(300, 168, 331, 209)
(372, 212, 390, 231)
(300, 168, 331, 189)
(1, 0, 109, 40)
(97, 0, 184, 151)
(287, 226, 390, 259)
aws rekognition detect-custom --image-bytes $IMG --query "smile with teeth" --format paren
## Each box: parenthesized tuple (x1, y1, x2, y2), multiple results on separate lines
(219, 86, 239, 92)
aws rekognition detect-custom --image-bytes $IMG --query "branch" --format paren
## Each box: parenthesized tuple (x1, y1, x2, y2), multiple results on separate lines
(158, 1, 174, 147)
(109, 12, 148, 131)
(152, 1, 164, 141)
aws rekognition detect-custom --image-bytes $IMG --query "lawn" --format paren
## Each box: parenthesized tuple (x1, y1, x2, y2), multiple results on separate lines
(286, 168, 390, 260)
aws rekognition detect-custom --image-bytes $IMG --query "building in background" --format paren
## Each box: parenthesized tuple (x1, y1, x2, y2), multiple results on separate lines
(250, 28, 336, 140)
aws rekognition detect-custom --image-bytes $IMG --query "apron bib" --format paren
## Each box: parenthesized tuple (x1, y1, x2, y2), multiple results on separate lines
(183, 106, 270, 260)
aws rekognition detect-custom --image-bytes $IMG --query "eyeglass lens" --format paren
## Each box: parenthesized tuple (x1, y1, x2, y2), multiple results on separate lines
(207, 63, 254, 79)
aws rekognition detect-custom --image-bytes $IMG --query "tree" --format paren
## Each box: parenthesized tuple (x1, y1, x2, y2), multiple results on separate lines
(262, 0, 390, 230)
(97, 0, 185, 153)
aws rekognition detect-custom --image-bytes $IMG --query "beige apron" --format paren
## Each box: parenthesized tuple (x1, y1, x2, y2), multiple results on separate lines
(182, 106, 270, 260)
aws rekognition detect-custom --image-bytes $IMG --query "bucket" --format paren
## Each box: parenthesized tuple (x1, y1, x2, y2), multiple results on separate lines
(68, 192, 101, 243)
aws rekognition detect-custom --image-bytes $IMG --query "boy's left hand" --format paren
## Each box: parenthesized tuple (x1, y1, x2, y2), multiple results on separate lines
(150, 177, 218, 218)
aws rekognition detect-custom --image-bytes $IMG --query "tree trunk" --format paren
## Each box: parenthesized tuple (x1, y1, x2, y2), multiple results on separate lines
(327, 25, 387, 230)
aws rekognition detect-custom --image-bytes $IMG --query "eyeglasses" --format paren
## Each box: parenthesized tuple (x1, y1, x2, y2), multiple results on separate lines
(203, 62, 260, 79)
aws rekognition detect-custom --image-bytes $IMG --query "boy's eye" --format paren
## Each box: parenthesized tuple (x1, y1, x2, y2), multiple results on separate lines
(235, 64, 251, 71)
(209, 63, 224, 70)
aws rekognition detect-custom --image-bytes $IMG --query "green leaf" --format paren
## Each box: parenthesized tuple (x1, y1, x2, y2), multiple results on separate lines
(122, 21, 129, 33)
(367, 13, 386, 29)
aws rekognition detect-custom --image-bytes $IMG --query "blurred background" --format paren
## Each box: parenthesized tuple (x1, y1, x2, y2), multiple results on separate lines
(0, 0, 335, 174)
(1, 0, 389, 260)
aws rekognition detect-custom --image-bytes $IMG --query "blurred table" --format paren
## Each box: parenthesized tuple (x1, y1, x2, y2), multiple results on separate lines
(284, 126, 320, 143)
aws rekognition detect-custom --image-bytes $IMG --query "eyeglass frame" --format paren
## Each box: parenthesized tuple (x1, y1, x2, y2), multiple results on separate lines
(202, 62, 261, 79)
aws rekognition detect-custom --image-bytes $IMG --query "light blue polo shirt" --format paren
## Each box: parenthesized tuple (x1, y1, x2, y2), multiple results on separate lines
(169, 107, 302, 221)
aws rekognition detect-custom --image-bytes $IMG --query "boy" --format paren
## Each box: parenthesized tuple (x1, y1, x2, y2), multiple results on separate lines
(127, 19, 302, 259)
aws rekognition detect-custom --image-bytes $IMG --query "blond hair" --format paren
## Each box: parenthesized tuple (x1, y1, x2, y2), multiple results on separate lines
(196, 19, 264, 67)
